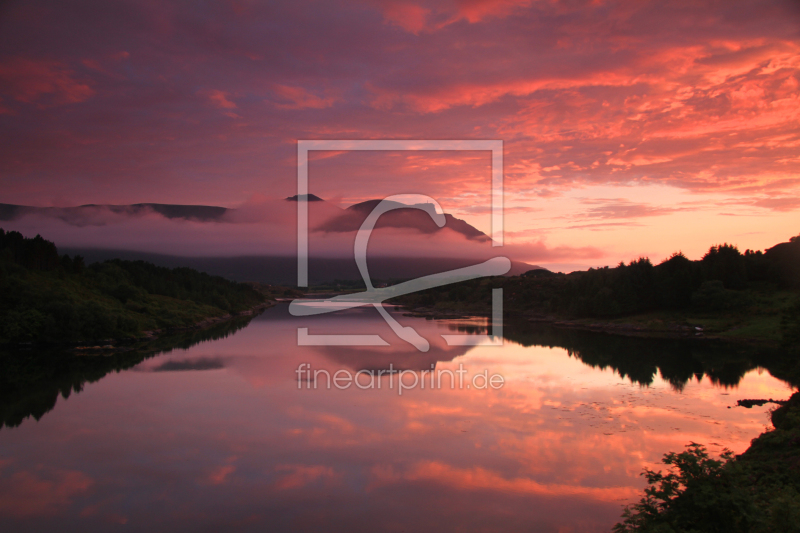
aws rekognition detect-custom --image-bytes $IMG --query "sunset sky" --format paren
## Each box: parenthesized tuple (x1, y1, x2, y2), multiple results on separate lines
(1, 0, 799, 270)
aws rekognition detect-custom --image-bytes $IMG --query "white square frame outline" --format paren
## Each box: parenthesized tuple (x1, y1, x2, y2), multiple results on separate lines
(296, 139, 504, 347)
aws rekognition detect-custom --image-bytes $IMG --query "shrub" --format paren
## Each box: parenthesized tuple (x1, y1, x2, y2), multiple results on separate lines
(691, 280, 749, 312)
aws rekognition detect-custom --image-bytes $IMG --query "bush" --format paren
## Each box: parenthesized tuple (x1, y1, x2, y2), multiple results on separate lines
(614, 444, 746, 533)
(616, 393, 800, 533)
(690, 281, 749, 312)
(781, 299, 800, 353)
(2, 309, 47, 340)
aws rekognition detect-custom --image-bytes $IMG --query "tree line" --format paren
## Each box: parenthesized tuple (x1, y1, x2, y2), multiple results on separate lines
(395, 235, 800, 338)
(0, 229, 266, 343)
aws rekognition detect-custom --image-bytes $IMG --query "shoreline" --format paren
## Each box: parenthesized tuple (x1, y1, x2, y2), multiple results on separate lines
(399, 304, 783, 346)
(138, 299, 276, 338)
(2, 300, 277, 354)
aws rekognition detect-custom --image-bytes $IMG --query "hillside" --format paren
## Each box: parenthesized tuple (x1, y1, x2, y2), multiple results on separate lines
(394, 236, 800, 345)
(1, 198, 537, 283)
(0, 229, 267, 343)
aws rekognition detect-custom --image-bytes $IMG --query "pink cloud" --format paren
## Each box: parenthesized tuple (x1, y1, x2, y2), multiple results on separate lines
(0, 57, 94, 105)
(454, 0, 533, 23)
(368, 0, 534, 33)
(0, 469, 93, 518)
(751, 196, 800, 211)
(577, 198, 683, 219)
(203, 89, 237, 109)
(378, 1, 430, 34)
(273, 85, 338, 110)
(504, 239, 607, 263)
(207, 464, 236, 485)
(273, 464, 339, 490)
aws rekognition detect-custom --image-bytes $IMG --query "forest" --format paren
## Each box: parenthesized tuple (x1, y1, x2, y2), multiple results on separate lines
(395, 235, 800, 346)
(0, 229, 266, 343)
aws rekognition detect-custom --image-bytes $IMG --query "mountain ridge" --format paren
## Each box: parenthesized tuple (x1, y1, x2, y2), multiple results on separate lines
(1, 197, 493, 242)
(0, 198, 540, 282)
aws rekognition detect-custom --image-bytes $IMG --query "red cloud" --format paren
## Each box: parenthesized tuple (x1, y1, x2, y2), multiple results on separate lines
(577, 198, 682, 219)
(203, 89, 237, 109)
(273, 85, 338, 110)
(752, 196, 800, 211)
(379, 2, 430, 33)
(368, 0, 534, 33)
(0, 57, 94, 105)
(454, 0, 533, 23)
(0, 469, 93, 518)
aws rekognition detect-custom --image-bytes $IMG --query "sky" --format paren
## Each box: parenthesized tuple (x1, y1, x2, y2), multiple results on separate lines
(1, 0, 799, 270)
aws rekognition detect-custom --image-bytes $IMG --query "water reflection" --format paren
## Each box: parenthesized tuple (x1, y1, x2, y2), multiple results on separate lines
(149, 357, 226, 372)
(501, 320, 799, 390)
(0, 317, 254, 429)
(0, 304, 795, 532)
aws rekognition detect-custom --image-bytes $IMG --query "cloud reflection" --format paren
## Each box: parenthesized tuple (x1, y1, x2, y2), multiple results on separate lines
(0, 304, 791, 531)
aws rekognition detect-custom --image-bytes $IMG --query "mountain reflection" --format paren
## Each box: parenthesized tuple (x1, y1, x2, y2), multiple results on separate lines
(0, 305, 795, 430)
(0, 304, 794, 532)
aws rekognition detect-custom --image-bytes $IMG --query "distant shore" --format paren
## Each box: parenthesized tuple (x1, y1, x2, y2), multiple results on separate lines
(4, 300, 277, 354)
(77, 299, 277, 353)
(139, 299, 276, 338)
(400, 303, 785, 345)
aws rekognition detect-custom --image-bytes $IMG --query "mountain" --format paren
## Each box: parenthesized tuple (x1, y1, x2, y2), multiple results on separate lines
(1, 197, 539, 283)
(285, 194, 325, 202)
(1, 197, 489, 241)
(0, 203, 228, 223)
(316, 199, 491, 242)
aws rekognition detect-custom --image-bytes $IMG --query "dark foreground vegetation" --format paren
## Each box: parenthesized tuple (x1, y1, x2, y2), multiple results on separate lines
(614, 392, 800, 533)
(396, 235, 800, 345)
(0, 229, 267, 343)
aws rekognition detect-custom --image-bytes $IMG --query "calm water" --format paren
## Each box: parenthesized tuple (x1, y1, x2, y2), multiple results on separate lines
(0, 303, 794, 532)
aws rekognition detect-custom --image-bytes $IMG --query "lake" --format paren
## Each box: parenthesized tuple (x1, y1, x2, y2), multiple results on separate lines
(0, 303, 794, 532)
